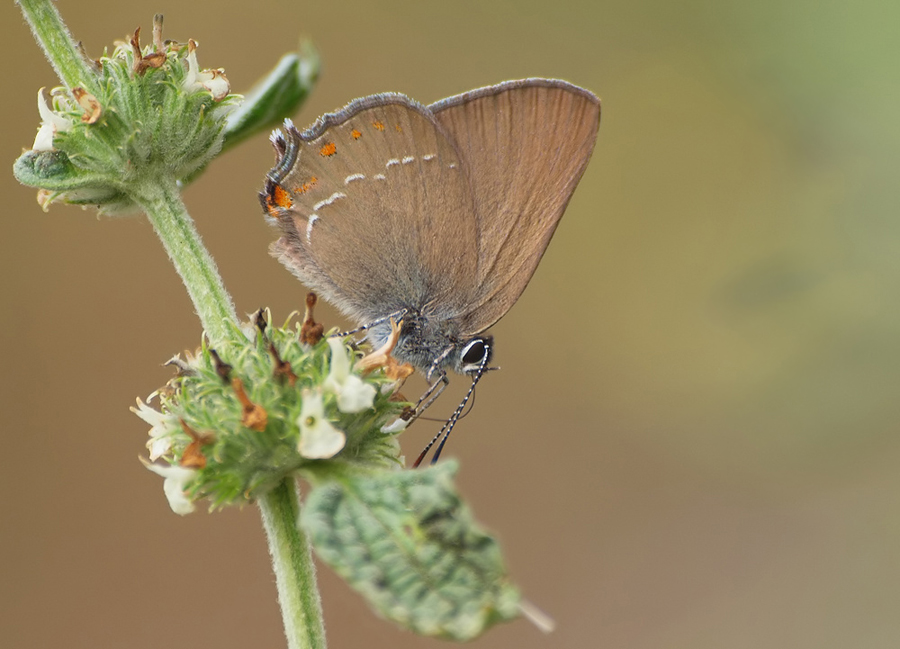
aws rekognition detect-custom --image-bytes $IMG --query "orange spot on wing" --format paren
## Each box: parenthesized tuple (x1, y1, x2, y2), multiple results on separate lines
(295, 176, 318, 194)
(351, 129, 362, 140)
(372, 120, 385, 131)
(319, 141, 337, 157)
(394, 124, 402, 132)
(266, 183, 292, 214)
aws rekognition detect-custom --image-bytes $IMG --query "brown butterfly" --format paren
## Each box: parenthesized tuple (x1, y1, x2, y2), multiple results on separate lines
(262, 78, 600, 464)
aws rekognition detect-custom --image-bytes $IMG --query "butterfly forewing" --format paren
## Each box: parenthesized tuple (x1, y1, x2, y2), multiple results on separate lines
(429, 79, 600, 335)
(265, 96, 480, 323)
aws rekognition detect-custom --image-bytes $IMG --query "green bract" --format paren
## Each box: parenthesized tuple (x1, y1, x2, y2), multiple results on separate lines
(221, 44, 319, 153)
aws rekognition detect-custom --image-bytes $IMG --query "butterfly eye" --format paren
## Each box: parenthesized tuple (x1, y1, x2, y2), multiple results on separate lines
(461, 339, 487, 366)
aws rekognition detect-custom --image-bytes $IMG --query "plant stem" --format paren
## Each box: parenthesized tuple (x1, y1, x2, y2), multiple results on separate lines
(129, 184, 329, 648)
(260, 480, 327, 649)
(16, 0, 100, 94)
(18, 3, 329, 646)
(130, 178, 237, 346)
(132, 176, 328, 648)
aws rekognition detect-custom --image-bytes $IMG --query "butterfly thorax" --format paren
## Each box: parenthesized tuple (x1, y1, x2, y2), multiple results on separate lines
(368, 309, 480, 377)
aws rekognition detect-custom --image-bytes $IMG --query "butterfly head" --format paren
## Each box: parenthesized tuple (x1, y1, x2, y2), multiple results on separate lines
(454, 335, 493, 375)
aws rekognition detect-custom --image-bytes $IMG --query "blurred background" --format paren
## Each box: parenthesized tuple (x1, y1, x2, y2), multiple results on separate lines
(3, 0, 900, 647)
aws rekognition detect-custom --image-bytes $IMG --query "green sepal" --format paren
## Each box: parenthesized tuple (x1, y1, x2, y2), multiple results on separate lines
(301, 462, 521, 640)
(221, 43, 320, 153)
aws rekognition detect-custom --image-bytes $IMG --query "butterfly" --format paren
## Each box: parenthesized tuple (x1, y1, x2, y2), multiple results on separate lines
(261, 78, 600, 465)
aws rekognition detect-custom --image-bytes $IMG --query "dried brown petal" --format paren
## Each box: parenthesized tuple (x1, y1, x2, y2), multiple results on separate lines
(152, 14, 165, 52)
(135, 51, 166, 74)
(71, 87, 102, 124)
(385, 361, 414, 382)
(130, 27, 143, 74)
(300, 292, 325, 345)
(268, 341, 298, 387)
(178, 419, 213, 469)
(252, 308, 268, 335)
(209, 348, 232, 383)
(232, 378, 268, 431)
(356, 318, 406, 376)
(128, 24, 166, 75)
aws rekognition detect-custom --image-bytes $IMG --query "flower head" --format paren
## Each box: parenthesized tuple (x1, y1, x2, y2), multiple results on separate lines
(298, 389, 346, 459)
(133, 311, 404, 513)
(14, 18, 237, 215)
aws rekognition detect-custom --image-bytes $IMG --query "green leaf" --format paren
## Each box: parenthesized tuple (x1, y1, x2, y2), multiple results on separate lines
(13, 149, 131, 212)
(301, 462, 521, 640)
(221, 43, 319, 152)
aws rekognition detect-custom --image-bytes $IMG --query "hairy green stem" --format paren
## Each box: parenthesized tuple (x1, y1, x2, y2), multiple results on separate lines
(17, 3, 329, 647)
(16, 0, 100, 94)
(260, 480, 327, 649)
(130, 179, 237, 345)
(132, 177, 328, 649)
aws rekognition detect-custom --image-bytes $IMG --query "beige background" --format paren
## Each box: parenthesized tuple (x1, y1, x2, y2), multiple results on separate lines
(3, 0, 900, 647)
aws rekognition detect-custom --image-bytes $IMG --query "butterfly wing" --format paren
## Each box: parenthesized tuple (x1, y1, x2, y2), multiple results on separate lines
(263, 95, 479, 324)
(429, 79, 600, 335)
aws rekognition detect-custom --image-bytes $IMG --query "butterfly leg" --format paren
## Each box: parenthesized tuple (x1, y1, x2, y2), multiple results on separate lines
(403, 344, 454, 422)
(407, 371, 449, 421)
(399, 369, 448, 428)
(331, 308, 409, 338)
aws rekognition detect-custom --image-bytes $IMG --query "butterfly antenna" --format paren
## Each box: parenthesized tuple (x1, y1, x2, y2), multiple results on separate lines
(430, 361, 488, 465)
(412, 345, 491, 468)
(416, 389, 477, 423)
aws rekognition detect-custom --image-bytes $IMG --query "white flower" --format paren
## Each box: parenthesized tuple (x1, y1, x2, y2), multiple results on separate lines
(131, 398, 180, 460)
(33, 88, 71, 151)
(239, 321, 257, 342)
(380, 418, 409, 434)
(325, 338, 376, 413)
(140, 458, 197, 515)
(182, 40, 230, 101)
(297, 389, 346, 459)
(164, 352, 201, 375)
